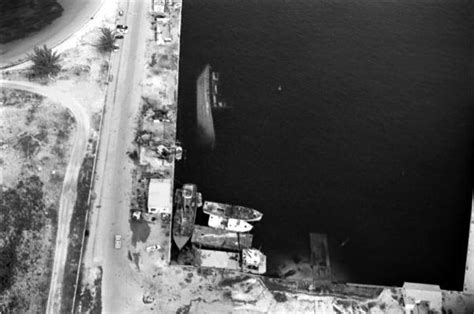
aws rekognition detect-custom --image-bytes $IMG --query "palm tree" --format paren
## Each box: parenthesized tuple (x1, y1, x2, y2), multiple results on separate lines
(97, 27, 116, 52)
(28, 45, 61, 77)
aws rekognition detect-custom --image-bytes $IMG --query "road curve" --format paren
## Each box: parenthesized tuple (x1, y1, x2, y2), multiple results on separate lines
(0, 80, 91, 314)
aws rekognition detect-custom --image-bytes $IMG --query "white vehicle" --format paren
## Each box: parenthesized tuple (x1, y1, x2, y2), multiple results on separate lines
(131, 211, 141, 220)
(114, 235, 122, 249)
(146, 244, 161, 252)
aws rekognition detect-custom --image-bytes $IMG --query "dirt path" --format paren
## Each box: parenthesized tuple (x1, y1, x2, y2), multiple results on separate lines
(0, 80, 91, 314)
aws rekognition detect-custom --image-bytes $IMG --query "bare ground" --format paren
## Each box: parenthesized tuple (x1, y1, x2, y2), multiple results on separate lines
(0, 88, 76, 312)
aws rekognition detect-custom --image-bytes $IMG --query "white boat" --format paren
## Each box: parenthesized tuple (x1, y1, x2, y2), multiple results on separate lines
(208, 214, 253, 233)
(203, 201, 263, 222)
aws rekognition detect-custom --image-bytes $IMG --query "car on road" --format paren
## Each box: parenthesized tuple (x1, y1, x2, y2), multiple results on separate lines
(145, 244, 161, 252)
(119, 9, 124, 16)
(114, 235, 122, 249)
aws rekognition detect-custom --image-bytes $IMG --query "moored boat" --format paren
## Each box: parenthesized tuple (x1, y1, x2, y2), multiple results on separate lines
(208, 214, 253, 233)
(172, 184, 202, 250)
(203, 201, 263, 222)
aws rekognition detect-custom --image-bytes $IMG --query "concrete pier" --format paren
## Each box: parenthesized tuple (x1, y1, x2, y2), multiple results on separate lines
(464, 191, 474, 293)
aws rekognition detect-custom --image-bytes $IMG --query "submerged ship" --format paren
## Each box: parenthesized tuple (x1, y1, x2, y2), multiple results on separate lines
(203, 201, 263, 222)
(172, 184, 202, 250)
(208, 214, 253, 233)
(191, 225, 253, 251)
(196, 64, 229, 150)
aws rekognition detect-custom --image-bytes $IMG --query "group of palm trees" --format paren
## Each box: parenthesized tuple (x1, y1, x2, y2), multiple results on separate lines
(28, 27, 117, 77)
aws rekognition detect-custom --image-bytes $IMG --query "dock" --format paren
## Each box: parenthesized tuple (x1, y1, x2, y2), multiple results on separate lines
(309, 233, 332, 282)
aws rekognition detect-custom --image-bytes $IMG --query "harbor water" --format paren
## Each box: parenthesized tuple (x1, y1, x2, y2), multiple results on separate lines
(176, 0, 474, 289)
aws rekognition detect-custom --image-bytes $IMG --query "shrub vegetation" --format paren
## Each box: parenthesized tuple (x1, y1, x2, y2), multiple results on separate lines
(28, 45, 61, 77)
(97, 27, 116, 53)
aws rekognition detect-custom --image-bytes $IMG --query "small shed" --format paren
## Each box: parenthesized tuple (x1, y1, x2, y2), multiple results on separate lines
(147, 178, 172, 214)
(402, 282, 442, 313)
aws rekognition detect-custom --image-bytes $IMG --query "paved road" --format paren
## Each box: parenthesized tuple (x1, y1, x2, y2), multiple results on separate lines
(0, 0, 104, 68)
(0, 80, 91, 314)
(82, 0, 151, 311)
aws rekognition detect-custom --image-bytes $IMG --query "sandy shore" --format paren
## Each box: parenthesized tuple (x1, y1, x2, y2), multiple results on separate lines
(0, 0, 104, 67)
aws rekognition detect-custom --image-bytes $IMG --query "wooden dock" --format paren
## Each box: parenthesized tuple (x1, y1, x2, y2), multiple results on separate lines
(309, 233, 332, 282)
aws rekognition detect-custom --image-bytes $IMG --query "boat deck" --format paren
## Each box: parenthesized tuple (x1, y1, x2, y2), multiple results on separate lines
(192, 225, 253, 251)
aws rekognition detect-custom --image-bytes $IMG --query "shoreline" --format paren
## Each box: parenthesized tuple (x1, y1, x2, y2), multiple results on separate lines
(0, 0, 104, 67)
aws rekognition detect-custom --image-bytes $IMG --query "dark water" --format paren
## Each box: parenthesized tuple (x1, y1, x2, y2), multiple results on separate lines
(176, 0, 474, 289)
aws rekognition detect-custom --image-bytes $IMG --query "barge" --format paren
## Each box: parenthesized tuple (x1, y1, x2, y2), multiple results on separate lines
(194, 248, 266, 275)
(191, 225, 253, 251)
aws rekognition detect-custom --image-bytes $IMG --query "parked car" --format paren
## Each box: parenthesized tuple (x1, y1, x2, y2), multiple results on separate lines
(113, 45, 120, 52)
(115, 34, 124, 40)
(116, 25, 128, 33)
(145, 244, 161, 252)
(114, 235, 122, 249)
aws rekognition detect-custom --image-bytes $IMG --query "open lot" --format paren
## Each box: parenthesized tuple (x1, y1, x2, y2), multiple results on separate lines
(0, 88, 75, 312)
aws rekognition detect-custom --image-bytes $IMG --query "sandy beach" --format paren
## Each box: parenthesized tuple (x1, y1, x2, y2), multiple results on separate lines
(0, 0, 104, 67)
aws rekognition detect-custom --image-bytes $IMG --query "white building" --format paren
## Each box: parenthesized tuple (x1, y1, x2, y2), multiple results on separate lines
(402, 282, 442, 313)
(147, 178, 172, 214)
